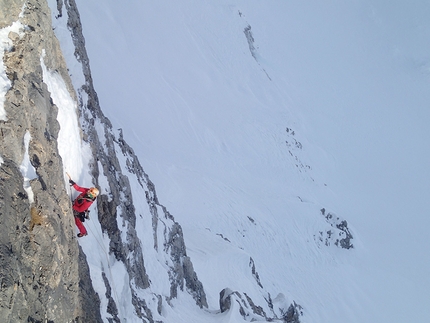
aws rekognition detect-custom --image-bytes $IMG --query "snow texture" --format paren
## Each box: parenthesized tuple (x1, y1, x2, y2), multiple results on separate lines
(41, 51, 90, 186)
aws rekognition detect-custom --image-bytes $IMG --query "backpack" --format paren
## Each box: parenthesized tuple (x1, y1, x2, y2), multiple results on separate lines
(74, 210, 89, 222)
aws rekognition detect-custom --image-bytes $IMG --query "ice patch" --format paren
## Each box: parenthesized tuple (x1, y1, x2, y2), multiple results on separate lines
(40, 51, 87, 184)
(20, 131, 38, 203)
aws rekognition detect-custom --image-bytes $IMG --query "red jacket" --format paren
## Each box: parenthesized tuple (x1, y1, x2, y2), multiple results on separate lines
(72, 184, 96, 213)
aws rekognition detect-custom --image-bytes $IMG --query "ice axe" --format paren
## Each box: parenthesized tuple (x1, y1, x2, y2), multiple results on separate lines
(66, 172, 75, 186)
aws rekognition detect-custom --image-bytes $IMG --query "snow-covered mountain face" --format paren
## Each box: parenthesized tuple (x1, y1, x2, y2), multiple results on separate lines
(2, 0, 429, 322)
(68, 1, 430, 322)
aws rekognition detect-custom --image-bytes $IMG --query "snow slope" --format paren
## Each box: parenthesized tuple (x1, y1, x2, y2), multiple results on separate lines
(47, 0, 430, 322)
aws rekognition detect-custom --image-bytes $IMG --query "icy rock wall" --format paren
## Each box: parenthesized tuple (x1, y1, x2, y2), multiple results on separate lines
(0, 0, 101, 322)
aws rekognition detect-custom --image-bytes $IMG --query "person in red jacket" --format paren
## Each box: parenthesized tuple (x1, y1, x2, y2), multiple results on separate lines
(69, 178, 99, 237)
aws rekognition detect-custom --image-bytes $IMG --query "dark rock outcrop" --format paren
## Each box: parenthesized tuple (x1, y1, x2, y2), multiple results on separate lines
(218, 261, 302, 322)
(220, 288, 302, 323)
(318, 208, 354, 249)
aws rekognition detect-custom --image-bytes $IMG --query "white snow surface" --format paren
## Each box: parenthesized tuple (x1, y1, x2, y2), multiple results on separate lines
(19, 131, 37, 204)
(48, 1, 430, 323)
(41, 53, 89, 185)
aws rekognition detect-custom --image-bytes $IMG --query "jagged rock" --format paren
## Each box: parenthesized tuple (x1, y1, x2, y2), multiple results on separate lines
(272, 293, 303, 323)
(318, 208, 354, 249)
(283, 302, 302, 323)
(244, 292, 267, 318)
(219, 288, 234, 313)
(102, 272, 120, 323)
(183, 256, 208, 308)
(249, 257, 263, 288)
(219, 288, 302, 322)
(244, 24, 257, 60)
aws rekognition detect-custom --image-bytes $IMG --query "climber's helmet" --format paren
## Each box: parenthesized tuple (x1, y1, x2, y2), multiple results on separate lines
(88, 187, 99, 199)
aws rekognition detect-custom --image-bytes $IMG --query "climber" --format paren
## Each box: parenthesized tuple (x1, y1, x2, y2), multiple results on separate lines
(67, 175, 99, 238)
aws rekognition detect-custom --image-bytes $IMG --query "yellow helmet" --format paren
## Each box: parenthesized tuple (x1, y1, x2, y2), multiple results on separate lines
(88, 187, 99, 198)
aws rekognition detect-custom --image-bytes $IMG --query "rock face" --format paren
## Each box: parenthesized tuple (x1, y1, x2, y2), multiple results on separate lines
(0, 0, 101, 322)
(219, 288, 302, 323)
(317, 208, 354, 249)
